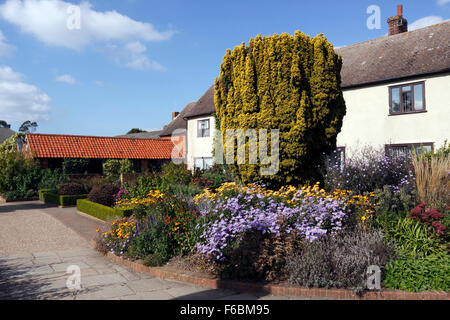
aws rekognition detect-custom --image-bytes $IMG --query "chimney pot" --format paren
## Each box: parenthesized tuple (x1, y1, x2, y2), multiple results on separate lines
(397, 5, 403, 17)
(172, 112, 180, 120)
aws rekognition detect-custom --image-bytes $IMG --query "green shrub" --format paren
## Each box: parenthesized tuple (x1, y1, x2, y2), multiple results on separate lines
(38, 169, 69, 190)
(62, 158, 90, 174)
(88, 184, 120, 207)
(77, 199, 132, 221)
(161, 162, 192, 185)
(384, 253, 450, 292)
(102, 159, 133, 181)
(384, 218, 445, 257)
(127, 217, 174, 264)
(0, 150, 41, 198)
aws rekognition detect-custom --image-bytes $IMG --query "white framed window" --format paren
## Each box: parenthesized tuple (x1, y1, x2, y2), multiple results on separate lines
(194, 157, 213, 170)
(197, 119, 210, 137)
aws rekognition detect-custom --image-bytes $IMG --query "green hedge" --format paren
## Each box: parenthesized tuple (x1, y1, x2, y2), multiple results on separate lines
(60, 194, 88, 207)
(42, 191, 60, 206)
(39, 190, 87, 207)
(39, 189, 56, 202)
(77, 199, 133, 221)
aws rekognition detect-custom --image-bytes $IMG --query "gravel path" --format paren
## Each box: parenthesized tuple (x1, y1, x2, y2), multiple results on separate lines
(0, 202, 88, 255)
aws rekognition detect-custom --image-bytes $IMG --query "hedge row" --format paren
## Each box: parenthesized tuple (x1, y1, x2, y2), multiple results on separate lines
(77, 199, 133, 221)
(39, 190, 87, 207)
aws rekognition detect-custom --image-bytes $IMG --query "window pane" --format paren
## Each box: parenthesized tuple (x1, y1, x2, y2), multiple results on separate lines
(391, 88, 400, 113)
(402, 86, 412, 112)
(194, 158, 204, 170)
(204, 158, 213, 169)
(414, 84, 424, 110)
(414, 145, 432, 154)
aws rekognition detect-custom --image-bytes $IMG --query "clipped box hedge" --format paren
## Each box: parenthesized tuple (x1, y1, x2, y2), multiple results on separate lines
(77, 199, 133, 221)
(39, 189, 56, 202)
(39, 190, 88, 207)
(60, 194, 88, 207)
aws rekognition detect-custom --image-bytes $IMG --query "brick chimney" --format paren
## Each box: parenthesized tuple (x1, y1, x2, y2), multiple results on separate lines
(172, 112, 180, 120)
(387, 5, 408, 36)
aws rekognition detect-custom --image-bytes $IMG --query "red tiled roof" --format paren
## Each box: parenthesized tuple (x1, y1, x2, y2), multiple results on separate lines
(26, 134, 182, 160)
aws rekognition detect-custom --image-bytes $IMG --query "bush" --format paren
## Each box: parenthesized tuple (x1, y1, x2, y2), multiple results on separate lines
(38, 169, 69, 190)
(383, 217, 445, 257)
(39, 189, 56, 202)
(0, 150, 41, 198)
(58, 183, 86, 196)
(384, 253, 450, 292)
(220, 231, 297, 281)
(323, 146, 415, 194)
(285, 228, 396, 292)
(124, 209, 175, 264)
(161, 162, 192, 185)
(62, 158, 90, 174)
(77, 199, 132, 221)
(88, 184, 120, 207)
(102, 159, 133, 181)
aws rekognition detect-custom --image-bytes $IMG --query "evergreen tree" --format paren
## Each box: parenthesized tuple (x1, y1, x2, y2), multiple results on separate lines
(215, 32, 346, 188)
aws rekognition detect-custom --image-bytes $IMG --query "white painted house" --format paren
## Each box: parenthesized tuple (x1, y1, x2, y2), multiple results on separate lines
(180, 11, 450, 171)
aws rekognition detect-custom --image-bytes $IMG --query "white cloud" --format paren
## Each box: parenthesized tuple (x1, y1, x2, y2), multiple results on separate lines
(0, 65, 51, 121)
(55, 73, 76, 84)
(409, 16, 447, 31)
(0, 0, 173, 70)
(0, 30, 16, 57)
(100, 41, 166, 71)
(0, 65, 22, 81)
(437, 0, 450, 6)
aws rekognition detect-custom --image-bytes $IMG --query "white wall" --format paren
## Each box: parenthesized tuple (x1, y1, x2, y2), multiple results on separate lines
(186, 115, 216, 170)
(337, 73, 450, 157)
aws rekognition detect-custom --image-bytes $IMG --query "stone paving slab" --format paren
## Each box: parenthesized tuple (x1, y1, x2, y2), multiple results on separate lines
(0, 201, 295, 300)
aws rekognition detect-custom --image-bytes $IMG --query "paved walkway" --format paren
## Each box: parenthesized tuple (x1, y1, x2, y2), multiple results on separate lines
(0, 201, 302, 300)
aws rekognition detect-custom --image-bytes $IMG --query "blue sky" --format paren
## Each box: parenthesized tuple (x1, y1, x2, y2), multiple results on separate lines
(0, 0, 449, 136)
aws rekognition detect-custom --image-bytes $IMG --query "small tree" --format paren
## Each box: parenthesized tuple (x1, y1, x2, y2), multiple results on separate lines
(102, 159, 134, 181)
(215, 32, 346, 188)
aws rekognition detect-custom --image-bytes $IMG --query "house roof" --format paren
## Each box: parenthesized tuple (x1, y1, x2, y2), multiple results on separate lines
(182, 22, 450, 117)
(183, 86, 215, 119)
(0, 128, 15, 144)
(336, 21, 450, 88)
(26, 133, 180, 160)
(159, 102, 197, 136)
(116, 130, 163, 139)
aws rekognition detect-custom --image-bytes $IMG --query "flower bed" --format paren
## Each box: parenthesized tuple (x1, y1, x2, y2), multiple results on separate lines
(92, 159, 449, 294)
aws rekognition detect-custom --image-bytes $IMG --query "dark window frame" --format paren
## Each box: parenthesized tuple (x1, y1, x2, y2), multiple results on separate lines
(197, 119, 210, 138)
(385, 142, 434, 157)
(389, 81, 426, 115)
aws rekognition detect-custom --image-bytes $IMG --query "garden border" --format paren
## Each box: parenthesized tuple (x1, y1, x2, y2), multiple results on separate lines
(104, 252, 449, 300)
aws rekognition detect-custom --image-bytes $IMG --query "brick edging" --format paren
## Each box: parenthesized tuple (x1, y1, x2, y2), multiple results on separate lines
(104, 252, 449, 300)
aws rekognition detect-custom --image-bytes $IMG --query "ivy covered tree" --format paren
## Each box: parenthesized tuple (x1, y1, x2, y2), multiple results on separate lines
(214, 32, 346, 188)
